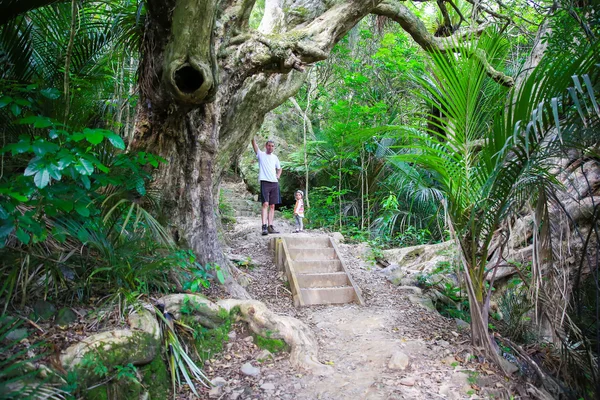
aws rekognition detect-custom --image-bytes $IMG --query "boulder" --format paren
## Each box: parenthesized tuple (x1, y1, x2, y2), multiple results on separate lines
(33, 300, 56, 321)
(382, 241, 456, 278)
(55, 308, 78, 326)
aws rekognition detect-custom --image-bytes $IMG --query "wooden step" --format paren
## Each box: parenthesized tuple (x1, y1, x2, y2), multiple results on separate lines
(271, 236, 364, 307)
(293, 260, 343, 273)
(300, 287, 357, 305)
(296, 272, 350, 288)
(288, 248, 337, 261)
(284, 237, 333, 249)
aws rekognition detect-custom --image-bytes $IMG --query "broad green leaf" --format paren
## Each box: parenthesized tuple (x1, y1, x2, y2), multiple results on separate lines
(14, 98, 31, 107)
(0, 220, 15, 238)
(135, 178, 146, 195)
(16, 228, 30, 245)
(216, 269, 225, 284)
(0, 204, 8, 219)
(0, 96, 12, 108)
(10, 103, 21, 116)
(34, 117, 53, 129)
(18, 115, 39, 124)
(83, 128, 104, 145)
(8, 192, 28, 202)
(57, 154, 75, 169)
(71, 132, 85, 142)
(104, 132, 125, 150)
(52, 226, 66, 243)
(44, 204, 58, 217)
(80, 175, 91, 190)
(34, 169, 50, 189)
(47, 164, 62, 180)
(32, 140, 59, 156)
(75, 202, 90, 217)
(40, 88, 60, 99)
(24, 158, 43, 176)
(77, 226, 89, 242)
(3, 141, 31, 155)
(54, 199, 74, 212)
(75, 158, 94, 175)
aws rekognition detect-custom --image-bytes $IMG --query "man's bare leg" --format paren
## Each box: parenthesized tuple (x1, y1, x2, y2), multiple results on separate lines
(268, 204, 275, 226)
(262, 202, 269, 225)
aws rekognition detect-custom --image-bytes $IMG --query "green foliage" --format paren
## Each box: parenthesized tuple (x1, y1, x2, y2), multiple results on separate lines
(254, 331, 288, 354)
(179, 251, 225, 292)
(156, 309, 210, 399)
(0, 83, 192, 309)
(0, 316, 69, 399)
(81, 351, 110, 378)
(393, 27, 599, 320)
(286, 22, 433, 244)
(497, 288, 534, 343)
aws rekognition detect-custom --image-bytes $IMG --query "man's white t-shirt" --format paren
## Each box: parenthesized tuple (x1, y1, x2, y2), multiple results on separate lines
(257, 150, 281, 182)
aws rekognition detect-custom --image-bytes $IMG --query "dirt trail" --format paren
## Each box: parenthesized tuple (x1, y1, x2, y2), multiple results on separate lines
(208, 180, 513, 400)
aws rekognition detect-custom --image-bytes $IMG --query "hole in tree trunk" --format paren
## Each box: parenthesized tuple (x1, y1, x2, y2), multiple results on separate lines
(174, 65, 204, 94)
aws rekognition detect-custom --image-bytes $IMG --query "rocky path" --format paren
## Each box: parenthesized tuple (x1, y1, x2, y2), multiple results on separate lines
(204, 181, 517, 400)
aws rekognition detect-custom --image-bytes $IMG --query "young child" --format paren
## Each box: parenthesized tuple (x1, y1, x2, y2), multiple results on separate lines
(293, 190, 305, 232)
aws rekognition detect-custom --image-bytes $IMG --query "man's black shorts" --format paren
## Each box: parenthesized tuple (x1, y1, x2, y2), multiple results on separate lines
(260, 181, 281, 205)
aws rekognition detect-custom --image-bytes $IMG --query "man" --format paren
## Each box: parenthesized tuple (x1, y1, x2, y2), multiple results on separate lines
(252, 137, 282, 235)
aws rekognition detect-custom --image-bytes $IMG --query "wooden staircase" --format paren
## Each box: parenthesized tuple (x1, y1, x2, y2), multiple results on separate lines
(270, 236, 364, 307)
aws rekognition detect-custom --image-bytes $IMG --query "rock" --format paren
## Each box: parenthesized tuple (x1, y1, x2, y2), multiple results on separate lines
(396, 286, 422, 294)
(408, 295, 436, 311)
(388, 351, 410, 370)
(244, 335, 254, 343)
(33, 300, 56, 321)
(498, 357, 519, 375)
(437, 340, 450, 347)
(256, 349, 273, 362)
(399, 377, 416, 386)
(441, 356, 457, 365)
(228, 331, 237, 341)
(382, 241, 456, 275)
(439, 384, 461, 400)
(55, 308, 77, 326)
(455, 318, 470, 330)
(211, 377, 227, 387)
(237, 274, 252, 288)
(240, 362, 261, 377)
(208, 386, 222, 398)
(427, 290, 457, 308)
(294, 383, 302, 390)
(330, 232, 344, 243)
(5, 328, 28, 342)
(261, 383, 275, 390)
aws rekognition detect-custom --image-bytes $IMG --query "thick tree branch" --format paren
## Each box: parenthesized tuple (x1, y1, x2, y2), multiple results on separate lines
(373, 0, 514, 87)
(227, 0, 385, 75)
(220, 0, 257, 35)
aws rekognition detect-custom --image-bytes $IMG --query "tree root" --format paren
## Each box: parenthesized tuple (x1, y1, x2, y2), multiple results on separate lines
(60, 308, 161, 386)
(160, 294, 332, 375)
(58, 295, 330, 391)
(218, 299, 333, 375)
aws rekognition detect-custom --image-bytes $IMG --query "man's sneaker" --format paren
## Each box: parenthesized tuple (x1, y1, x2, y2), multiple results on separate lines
(261, 224, 268, 236)
(268, 225, 279, 234)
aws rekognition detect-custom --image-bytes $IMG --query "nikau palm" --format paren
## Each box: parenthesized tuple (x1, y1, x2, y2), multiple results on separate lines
(394, 30, 599, 364)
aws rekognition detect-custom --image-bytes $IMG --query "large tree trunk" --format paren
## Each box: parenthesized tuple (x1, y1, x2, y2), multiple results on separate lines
(125, 0, 513, 298)
(129, 0, 382, 297)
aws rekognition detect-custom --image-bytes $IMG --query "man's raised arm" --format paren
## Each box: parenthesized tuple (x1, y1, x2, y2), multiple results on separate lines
(252, 137, 259, 154)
